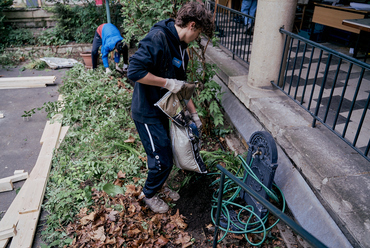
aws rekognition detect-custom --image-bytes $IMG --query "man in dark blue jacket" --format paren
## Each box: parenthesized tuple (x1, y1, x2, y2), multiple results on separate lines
(127, 2, 213, 213)
(91, 23, 128, 73)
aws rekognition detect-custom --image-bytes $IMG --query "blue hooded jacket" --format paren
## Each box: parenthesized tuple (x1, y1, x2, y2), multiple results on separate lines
(128, 19, 189, 124)
(101, 23, 123, 68)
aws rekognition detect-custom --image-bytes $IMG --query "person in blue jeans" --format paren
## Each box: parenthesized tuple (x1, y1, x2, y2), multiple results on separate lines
(241, 0, 257, 31)
(127, 2, 213, 213)
(91, 23, 128, 74)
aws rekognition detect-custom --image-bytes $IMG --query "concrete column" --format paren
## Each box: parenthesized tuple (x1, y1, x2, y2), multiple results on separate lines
(247, 0, 297, 89)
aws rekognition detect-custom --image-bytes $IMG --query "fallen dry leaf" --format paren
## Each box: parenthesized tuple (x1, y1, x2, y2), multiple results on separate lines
(80, 211, 96, 225)
(124, 135, 135, 143)
(170, 209, 188, 229)
(117, 170, 126, 179)
(155, 235, 169, 246)
(91, 226, 106, 242)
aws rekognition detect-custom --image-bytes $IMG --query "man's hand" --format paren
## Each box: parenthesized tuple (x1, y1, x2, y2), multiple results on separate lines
(191, 112, 202, 130)
(164, 79, 184, 93)
(106, 68, 112, 74)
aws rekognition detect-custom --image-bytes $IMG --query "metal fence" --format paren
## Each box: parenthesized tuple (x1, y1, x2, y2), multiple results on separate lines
(272, 28, 370, 162)
(206, 1, 254, 64)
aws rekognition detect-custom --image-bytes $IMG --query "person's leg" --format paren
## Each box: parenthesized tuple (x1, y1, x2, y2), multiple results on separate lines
(123, 44, 129, 65)
(134, 120, 173, 199)
(91, 31, 102, 69)
(248, 0, 257, 25)
(241, 0, 252, 26)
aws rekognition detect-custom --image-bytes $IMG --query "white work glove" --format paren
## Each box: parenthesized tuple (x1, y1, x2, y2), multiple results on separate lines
(115, 64, 123, 73)
(106, 68, 112, 74)
(164, 79, 184, 94)
(191, 112, 202, 130)
(123, 64, 128, 72)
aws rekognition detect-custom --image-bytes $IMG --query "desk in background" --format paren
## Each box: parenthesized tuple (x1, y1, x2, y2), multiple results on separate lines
(311, 3, 370, 57)
(342, 18, 370, 62)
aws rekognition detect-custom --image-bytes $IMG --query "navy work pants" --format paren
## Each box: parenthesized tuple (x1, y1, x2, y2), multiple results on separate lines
(91, 31, 102, 69)
(134, 119, 173, 198)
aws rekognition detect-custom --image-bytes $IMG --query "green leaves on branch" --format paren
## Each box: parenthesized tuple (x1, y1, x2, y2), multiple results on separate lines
(41, 64, 147, 247)
(119, 0, 185, 43)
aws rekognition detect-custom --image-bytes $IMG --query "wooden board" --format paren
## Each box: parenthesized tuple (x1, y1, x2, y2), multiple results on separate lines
(0, 238, 9, 248)
(0, 225, 16, 240)
(9, 211, 40, 248)
(0, 173, 28, 192)
(0, 76, 56, 89)
(56, 125, 70, 149)
(0, 121, 61, 235)
(0, 179, 13, 192)
(312, 6, 365, 34)
(19, 178, 47, 214)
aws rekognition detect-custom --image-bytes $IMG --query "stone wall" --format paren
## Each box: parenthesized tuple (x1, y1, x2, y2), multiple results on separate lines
(2, 8, 55, 34)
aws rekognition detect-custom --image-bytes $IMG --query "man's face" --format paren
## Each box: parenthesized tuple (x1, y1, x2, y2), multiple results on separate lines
(184, 22, 202, 44)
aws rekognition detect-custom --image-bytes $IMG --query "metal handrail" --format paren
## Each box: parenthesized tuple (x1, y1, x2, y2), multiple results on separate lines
(213, 164, 328, 248)
(206, 0, 254, 64)
(273, 28, 370, 162)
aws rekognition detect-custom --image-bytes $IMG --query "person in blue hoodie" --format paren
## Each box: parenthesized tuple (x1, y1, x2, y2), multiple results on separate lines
(91, 23, 128, 73)
(127, 1, 214, 213)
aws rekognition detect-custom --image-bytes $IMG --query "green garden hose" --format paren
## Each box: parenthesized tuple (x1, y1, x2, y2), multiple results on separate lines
(209, 154, 286, 246)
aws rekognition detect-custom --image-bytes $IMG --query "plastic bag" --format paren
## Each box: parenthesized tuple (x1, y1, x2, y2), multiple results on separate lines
(40, 57, 82, 70)
(170, 113, 207, 173)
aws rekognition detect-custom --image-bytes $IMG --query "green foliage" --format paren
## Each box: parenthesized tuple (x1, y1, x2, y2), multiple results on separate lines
(41, 64, 147, 246)
(36, 28, 68, 46)
(25, 59, 48, 70)
(119, 0, 186, 43)
(188, 37, 224, 135)
(47, 2, 110, 44)
(201, 149, 242, 175)
(0, 0, 13, 34)
(6, 28, 36, 46)
(0, 48, 28, 67)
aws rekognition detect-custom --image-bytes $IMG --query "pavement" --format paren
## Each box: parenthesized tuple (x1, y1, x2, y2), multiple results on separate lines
(203, 39, 370, 248)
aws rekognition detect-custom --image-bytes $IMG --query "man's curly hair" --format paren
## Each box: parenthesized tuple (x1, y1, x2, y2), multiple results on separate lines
(175, 1, 214, 38)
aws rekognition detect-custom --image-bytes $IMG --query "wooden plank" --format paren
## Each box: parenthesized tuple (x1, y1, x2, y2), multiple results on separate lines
(0, 76, 56, 89)
(0, 225, 16, 240)
(0, 76, 56, 83)
(14, 170, 25, 175)
(312, 6, 364, 34)
(0, 172, 28, 192)
(9, 211, 40, 248)
(0, 179, 13, 192)
(0, 238, 9, 248)
(0, 121, 61, 234)
(19, 178, 47, 214)
(56, 125, 70, 149)
(39, 121, 50, 145)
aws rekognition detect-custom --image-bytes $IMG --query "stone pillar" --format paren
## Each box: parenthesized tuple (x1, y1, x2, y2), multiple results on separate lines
(247, 0, 297, 89)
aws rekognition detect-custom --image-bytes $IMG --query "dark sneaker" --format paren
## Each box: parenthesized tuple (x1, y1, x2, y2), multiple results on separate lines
(163, 186, 180, 201)
(143, 195, 169, 213)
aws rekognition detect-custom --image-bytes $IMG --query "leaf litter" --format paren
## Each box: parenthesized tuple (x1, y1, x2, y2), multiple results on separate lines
(66, 184, 194, 248)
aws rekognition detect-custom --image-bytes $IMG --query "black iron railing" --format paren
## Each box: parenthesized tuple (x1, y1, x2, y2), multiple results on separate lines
(206, 1, 254, 64)
(213, 164, 328, 248)
(273, 28, 370, 162)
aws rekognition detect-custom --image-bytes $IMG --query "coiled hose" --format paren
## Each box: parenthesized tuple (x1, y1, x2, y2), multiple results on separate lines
(209, 154, 286, 246)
